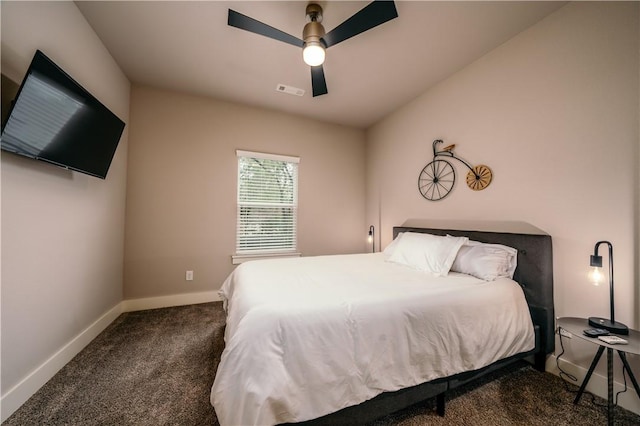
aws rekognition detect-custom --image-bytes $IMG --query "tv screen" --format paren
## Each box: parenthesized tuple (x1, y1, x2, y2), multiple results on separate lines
(1, 50, 125, 179)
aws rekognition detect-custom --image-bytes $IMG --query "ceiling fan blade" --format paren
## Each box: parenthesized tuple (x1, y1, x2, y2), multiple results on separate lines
(311, 66, 328, 97)
(322, 1, 398, 48)
(228, 9, 304, 48)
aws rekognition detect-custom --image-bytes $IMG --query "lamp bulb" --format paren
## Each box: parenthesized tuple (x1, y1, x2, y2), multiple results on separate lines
(367, 235, 373, 244)
(303, 43, 325, 66)
(589, 266, 603, 286)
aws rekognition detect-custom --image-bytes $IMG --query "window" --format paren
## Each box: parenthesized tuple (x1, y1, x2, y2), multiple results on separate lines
(233, 150, 299, 263)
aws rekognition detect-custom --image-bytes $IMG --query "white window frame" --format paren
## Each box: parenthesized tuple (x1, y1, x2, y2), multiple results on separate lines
(232, 150, 301, 264)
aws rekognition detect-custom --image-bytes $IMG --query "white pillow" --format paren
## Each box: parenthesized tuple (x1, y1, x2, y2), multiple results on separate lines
(382, 232, 404, 259)
(386, 232, 468, 276)
(450, 240, 518, 281)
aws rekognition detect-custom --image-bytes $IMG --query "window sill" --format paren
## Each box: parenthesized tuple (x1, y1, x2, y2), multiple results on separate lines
(231, 252, 302, 265)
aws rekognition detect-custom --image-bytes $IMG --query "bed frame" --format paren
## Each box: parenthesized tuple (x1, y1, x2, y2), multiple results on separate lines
(291, 220, 554, 425)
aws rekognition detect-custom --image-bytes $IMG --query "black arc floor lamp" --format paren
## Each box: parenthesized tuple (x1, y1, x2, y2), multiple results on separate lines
(588, 240, 629, 335)
(368, 225, 375, 253)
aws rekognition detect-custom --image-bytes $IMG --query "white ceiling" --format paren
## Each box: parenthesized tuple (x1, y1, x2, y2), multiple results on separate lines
(76, 1, 566, 129)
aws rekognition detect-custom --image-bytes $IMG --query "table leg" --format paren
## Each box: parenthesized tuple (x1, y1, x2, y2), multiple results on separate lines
(617, 351, 640, 398)
(575, 346, 605, 404)
(607, 348, 613, 426)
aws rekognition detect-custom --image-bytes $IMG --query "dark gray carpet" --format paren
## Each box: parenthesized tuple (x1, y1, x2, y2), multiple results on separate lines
(3, 302, 640, 425)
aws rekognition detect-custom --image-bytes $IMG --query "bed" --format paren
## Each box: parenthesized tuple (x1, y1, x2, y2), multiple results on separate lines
(211, 220, 554, 425)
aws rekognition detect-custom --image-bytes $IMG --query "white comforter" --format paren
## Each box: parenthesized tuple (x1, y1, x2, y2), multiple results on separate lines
(210, 253, 534, 425)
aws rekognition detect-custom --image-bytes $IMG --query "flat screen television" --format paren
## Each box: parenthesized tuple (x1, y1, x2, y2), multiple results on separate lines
(1, 50, 125, 179)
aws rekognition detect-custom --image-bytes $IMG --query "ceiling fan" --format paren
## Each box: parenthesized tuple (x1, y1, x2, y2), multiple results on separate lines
(228, 1, 398, 97)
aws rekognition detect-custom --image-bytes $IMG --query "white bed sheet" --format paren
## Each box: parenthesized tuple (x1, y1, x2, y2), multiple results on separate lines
(210, 253, 535, 425)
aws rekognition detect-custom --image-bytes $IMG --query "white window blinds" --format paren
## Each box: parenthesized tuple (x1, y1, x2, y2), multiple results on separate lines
(236, 150, 299, 255)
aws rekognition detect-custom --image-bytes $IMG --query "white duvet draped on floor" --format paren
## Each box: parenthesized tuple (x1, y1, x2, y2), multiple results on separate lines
(210, 253, 535, 426)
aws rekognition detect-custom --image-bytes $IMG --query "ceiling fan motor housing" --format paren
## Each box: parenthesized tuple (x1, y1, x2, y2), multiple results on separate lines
(303, 21, 325, 44)
(303, 4, 325, 45)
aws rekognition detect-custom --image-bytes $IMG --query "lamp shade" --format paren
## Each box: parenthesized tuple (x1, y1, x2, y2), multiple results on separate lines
(589, 267, 604, 285)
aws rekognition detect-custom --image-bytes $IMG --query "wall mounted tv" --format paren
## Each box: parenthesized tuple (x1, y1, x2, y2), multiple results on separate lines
(1, 50, 125, 179)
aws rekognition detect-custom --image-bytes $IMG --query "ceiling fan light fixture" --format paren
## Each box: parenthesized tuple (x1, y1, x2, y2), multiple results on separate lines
(303, 41, 325, 66)
(302, 11, 325, 67)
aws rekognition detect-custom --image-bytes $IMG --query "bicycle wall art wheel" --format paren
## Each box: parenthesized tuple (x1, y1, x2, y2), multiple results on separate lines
(466, 165, 492, 191)
(418, 159, 455, 201)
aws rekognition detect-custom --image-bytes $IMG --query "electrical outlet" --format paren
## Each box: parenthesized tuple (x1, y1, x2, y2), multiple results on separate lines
(558, 328, 572, 338)
(186, 270, 194, 281)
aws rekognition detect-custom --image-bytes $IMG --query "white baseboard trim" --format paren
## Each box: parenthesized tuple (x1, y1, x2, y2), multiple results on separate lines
(0, 302, 123, 423)
(547, 354, 640, 415)
(1, 290, 221, 422)
(121, 290, 221, 312)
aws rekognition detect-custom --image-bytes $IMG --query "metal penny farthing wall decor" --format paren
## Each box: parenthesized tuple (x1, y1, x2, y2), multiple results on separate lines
(418, 139, 493, 201)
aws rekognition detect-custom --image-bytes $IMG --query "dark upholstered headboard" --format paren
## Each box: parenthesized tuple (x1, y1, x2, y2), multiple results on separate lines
(393, 220, 554, 356)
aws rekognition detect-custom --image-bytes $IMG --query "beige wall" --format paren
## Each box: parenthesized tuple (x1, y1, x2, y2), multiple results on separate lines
(366, 0, 639, 407)
(0, 0, 130, 408)
(124, 86, 366, 299)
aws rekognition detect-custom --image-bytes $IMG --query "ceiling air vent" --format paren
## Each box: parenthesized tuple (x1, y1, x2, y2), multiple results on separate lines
(276, 84, 305, 97)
